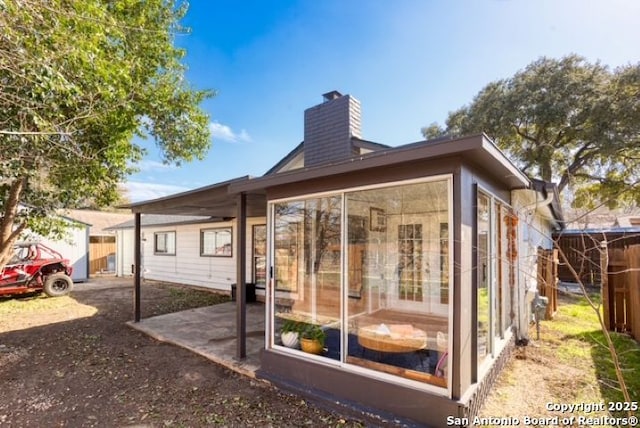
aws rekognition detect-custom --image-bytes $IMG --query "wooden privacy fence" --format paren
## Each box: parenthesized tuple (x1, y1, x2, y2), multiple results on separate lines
(89, 237, 116, 274)
(537, 248, 559, 319)
(554, 230, 640, 284)
(603, 245, 640, 341)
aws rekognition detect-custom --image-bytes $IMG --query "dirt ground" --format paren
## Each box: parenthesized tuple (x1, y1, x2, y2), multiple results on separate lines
(0, 277, 368, 427)
(2, 278, 632, 427)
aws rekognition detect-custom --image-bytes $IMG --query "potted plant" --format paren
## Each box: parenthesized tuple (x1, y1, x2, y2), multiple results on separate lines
(280, 319, 303, 348)
(299, 323, 326, 355)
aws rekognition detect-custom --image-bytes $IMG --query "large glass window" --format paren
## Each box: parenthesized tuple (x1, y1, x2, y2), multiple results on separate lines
(477, 194, 491, 362)
(477, 190, 516, 371)
(273, 196, 342, 359)
(345, 180, 450, 389)
(271, 177, 452, 390)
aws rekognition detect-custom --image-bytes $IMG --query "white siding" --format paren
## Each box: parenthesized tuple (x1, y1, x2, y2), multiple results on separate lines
(141, 222, 232, 290)
(26, 220, 90, 282)
(514, 192, 556, 294)
(512, 189, 557, 340)
(114, 217, 268, 292)
(115, 229, 135, 277)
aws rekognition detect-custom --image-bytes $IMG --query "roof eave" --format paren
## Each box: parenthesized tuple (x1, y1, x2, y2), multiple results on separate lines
(124, 176, 252, 214)
(231, 134, 529, 193)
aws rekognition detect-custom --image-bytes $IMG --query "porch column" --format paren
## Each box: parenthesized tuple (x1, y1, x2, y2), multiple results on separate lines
(134, 212, 141, 323)
(236, 192, 247, 359)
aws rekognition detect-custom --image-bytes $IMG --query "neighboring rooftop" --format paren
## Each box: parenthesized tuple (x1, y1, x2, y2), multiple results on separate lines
(63, 209, 133, 235)
(562, 206, 640, 230)
(614, 215, 640, 228)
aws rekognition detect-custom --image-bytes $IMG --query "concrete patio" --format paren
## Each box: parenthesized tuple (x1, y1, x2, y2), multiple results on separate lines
(127, 301, 265, 377)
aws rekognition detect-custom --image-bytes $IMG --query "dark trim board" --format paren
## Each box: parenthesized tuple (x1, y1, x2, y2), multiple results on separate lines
(257, 350, 466, 427)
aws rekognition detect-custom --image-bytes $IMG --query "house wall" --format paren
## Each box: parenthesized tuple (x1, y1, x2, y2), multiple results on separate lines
(511, 189, 557, 338)
(455, 165, 512, 401)
(259, 160, 524, 425)
(258, 351, 465, 427)
(142, 221, 234, 290)
(115, 229, 135, 277)
(116, 218, 266, 292)
(262, 173, 460, 427)
(27, 220, 90, 282)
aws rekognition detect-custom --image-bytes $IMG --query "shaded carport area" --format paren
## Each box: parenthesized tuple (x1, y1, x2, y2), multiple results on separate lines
(126, 176, 268, 372)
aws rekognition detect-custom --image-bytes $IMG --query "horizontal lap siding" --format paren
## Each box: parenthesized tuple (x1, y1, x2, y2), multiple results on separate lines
(141, 218, 267, 291)
(143, 222, 235, 291)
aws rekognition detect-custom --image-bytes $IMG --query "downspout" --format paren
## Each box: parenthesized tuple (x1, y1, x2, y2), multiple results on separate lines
(522, 189, 554, 214)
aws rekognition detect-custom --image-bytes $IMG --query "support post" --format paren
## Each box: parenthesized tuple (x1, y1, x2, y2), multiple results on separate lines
(134, 212, 141, 323)
(236, 192, 247, 359)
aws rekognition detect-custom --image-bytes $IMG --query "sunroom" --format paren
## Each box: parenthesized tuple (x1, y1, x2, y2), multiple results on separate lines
(229, 134, 530, 426)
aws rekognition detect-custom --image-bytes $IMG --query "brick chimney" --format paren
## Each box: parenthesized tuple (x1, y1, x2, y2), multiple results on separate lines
(303, 91, 362, 167)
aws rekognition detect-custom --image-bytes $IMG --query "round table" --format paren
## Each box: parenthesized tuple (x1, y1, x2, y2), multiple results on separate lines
(357, 324, 427, 353)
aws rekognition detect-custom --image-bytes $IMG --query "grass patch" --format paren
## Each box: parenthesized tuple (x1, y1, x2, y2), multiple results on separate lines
(148, 282, 231, 316)
(544, 292, 640, 409)
(0, 293, 76, 315)
(167, 287, 230, 308)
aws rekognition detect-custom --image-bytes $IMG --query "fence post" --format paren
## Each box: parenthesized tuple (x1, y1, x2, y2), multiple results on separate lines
(549, 249, 558, 318)
(600, 241, 610, 330)
(625, 245, 640, 340)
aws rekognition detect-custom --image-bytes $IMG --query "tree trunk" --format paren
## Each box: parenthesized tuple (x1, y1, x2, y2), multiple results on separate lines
(0, 178, 27, 270)
(540, 159, 553, 183)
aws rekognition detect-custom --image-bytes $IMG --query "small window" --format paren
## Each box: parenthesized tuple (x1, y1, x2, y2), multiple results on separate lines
(154, 231, 176, 255)
(201, 227, 232, 257)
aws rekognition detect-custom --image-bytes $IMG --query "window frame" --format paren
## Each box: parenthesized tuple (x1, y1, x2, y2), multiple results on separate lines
(154, 231, 176, 255)
(200, 227, 233, 257)
(475, 186, 515, 379)
(253, 224, 267, 287)
(267, 174, 454, 396)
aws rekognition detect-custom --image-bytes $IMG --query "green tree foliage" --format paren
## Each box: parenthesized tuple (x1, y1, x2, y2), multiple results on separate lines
(423, 55, 640, 209)
(0, 0, 213, 267)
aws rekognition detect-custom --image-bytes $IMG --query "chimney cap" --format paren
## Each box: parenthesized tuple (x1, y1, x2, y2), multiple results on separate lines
(322, 90, 342, 102)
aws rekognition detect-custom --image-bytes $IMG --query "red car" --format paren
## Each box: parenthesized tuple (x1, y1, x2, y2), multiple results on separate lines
(0, 242, 74, 297)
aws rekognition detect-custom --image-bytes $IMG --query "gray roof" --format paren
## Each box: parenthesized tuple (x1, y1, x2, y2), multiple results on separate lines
(233, 133, 530, 194)
(124, 134, 529, 218)
(263, 136, 391, 176)
(555, 227, 640, 235)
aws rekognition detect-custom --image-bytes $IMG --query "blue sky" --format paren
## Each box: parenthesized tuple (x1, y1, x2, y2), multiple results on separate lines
(125, 0, 640, 202)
